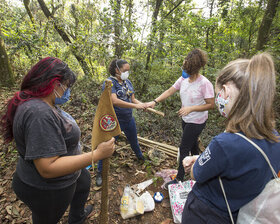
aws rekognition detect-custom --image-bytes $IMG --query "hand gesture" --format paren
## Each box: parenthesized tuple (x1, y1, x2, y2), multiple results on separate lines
(183, 155, 198, 173)
(135, 103, 148, 110)
(95, 137, 115, 160)
(177, 107, 192, 117)
(146, 101, 156, 109)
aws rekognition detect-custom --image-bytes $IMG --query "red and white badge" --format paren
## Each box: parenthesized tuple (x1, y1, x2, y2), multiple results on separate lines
(99, 115, 117, 131)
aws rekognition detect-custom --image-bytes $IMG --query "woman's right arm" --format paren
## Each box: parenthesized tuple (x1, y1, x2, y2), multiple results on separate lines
(111, 93, 146, 109)
(147, 86, 177, 108)
(33, 137, 115, 179)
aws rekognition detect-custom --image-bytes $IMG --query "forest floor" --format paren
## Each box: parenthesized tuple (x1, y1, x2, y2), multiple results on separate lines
(0, 136, 178, 224)
(0, 80, 181, 224)
(1, 75, 279, 224)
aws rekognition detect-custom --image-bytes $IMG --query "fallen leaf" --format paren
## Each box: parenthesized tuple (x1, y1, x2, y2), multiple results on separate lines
(116, 167, 122, 173)
(114, 210, 120, 215)
(160, 218, 172, 224)
(93, 192, 101, 201)
(20, 209, 25, 217)
(6, 205, 12, 215)
(161, 199, 171, 208)
(93, 186, 102, 191)
(12, 206, 20, 217)
(127, 169, 134, 173)
(118, 187, 123, 196)
(118, 174, 124, 181)
(94, 211, 100, 218)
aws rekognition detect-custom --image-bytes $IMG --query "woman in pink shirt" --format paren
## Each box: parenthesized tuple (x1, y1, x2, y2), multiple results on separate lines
(148, 49, 215, 188)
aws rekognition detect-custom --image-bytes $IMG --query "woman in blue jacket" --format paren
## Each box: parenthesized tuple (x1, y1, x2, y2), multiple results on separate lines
(96, 59, 147, 186)
(182, 53, 280, 223)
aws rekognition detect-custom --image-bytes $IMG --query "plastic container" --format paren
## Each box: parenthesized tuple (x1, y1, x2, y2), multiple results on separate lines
(153, 192, 164, 203)
(120, 185, 130, 213)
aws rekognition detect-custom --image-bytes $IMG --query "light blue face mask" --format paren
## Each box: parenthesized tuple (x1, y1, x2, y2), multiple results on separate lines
(55, 88, 71, 105)
(181, 67, 190, 79)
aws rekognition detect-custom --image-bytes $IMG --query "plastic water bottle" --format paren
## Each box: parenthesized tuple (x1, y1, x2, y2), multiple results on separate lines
(120, 185, 130, 213)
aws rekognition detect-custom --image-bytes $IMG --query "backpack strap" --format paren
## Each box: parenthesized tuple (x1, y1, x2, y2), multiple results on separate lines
(234, 133, 278, 179)
(220, 132, 279, 224)
(219, 177, 235, 224)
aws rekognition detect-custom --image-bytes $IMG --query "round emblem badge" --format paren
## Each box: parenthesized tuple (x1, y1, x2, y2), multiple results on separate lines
(100, 115, 117, 131)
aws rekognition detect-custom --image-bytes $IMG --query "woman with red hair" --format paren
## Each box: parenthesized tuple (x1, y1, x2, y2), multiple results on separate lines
(0, 57, 115, 224)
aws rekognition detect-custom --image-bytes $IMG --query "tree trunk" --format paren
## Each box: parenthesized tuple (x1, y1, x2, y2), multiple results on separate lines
(24, 0, 35, 24)
(112, 0, 122, 58)
(37, 0, 91, 76)
(205, 0, 214, 50)
(127, 0, 133, 42)
(256, 0, 279, 50)
(247, 1, 262, 55)
(206, 0, 215, 67)
(70, 4, 78, 40)
(0, 27, 14, 87)
(145, 0, 163, 70)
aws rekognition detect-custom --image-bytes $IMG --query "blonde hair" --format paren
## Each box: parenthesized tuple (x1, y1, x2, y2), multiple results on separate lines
(216, 53, 278, 142)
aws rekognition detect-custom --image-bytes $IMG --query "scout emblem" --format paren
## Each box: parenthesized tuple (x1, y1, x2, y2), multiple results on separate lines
(100, 115, 117, 131)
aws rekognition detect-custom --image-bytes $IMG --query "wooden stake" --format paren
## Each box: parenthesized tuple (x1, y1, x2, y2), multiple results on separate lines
(146, 108, 165, 117)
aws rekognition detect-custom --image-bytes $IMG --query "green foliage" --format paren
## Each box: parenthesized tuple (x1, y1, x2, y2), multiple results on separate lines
(1, 0, 279, 143)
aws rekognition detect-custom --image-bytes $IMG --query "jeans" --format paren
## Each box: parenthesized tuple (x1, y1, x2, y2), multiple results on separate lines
(12, 169, 91, 224)
(176, 120, 206, 181)
(98, 117, 142, 172)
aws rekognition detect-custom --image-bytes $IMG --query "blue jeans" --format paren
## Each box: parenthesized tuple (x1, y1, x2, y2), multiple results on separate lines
(97, 117, 143, 172)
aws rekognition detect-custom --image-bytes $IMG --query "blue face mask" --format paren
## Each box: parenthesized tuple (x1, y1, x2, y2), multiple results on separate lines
(181, 67, 189, 78)
(55, 88, 71, 105)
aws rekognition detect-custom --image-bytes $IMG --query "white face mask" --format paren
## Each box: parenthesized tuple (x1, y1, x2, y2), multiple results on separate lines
(119, 71, 129, 80)
(116, 61, 129, 80)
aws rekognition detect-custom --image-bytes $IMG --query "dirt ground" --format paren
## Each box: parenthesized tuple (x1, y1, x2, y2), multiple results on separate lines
(0, 138, 179, 224)
(0, 85, 181, 224)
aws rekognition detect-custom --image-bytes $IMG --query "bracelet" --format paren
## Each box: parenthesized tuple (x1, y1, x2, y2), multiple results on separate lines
(153, 99, 158, 104)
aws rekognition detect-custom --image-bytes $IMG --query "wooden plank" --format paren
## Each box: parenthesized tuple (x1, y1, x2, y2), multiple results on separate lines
(138, 139, 178, 155)
(138, 141, 177, 158)
(137, 136, 178, 152)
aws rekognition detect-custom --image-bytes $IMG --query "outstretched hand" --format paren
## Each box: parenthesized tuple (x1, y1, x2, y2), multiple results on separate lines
(146, 101, 156, 109)
(135, 102, 148, 110)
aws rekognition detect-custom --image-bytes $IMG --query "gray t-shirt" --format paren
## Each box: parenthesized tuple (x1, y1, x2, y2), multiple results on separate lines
(13, 99, 81, 190)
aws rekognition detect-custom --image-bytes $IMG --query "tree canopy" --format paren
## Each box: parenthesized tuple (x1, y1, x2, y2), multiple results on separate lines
(1, 0, 279, 84)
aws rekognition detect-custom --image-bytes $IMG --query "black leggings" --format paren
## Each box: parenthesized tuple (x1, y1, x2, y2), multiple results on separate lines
(176, 121, 206, 181)
(12, 168, 91, 224)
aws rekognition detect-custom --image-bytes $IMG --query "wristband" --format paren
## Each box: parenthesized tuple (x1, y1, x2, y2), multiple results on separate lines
(153, 99, 158, 104)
